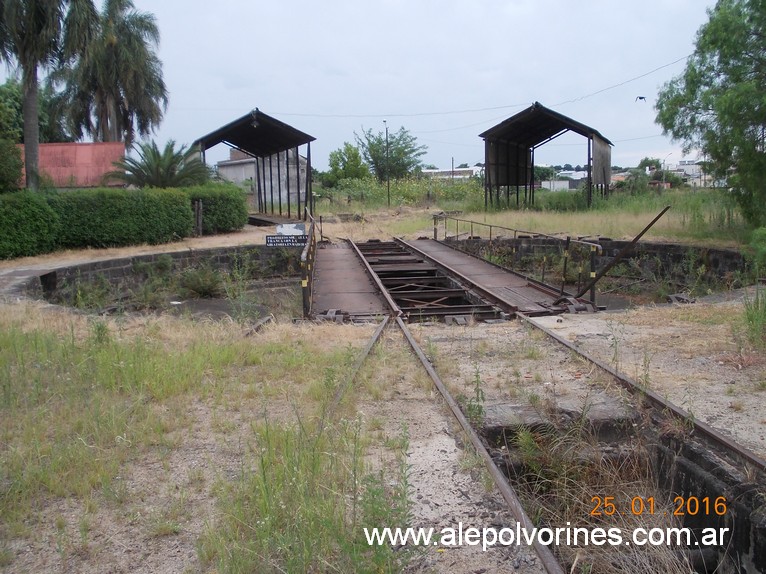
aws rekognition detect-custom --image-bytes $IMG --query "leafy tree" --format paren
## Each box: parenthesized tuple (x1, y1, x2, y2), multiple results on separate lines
(650, 169, 684, 188)
(55, 0, 167, 145)
(637, 157, 661, 171)
(0, 79, 21, 142)
(0, 79, 21, 191)
(324, 142, 369, 187)
(534, 165, 556, 182)
(355, 126, 427, 183)
(613, 169, 650, 195)
(0, 77, 75, 143)
(104, 140, 210, 188)
(0, 0, 97, 189)
(456, 163, 469, 169)
(0, 138, 22, 191)
(656, 0, 766, 226)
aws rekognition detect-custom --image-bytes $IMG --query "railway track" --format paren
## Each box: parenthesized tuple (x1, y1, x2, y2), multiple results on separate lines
(330, 238, 766, 574)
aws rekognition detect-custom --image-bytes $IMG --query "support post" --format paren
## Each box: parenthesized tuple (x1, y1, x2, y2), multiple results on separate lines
(560, 237, 571, 296)
(277, 151, 283, 217)
(307, 143, 313, 218)
(286, 149, 291, 219)
(255, 155, 262, 213)
(590, 245, 597, 305)
(269, 155, 274, 215)
(587, 136, 593, 209)
(295, 146, 301, 219)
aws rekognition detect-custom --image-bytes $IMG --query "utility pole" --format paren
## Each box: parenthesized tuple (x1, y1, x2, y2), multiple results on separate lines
(384, 120, 390, 207)
(662, 152, 673, 189)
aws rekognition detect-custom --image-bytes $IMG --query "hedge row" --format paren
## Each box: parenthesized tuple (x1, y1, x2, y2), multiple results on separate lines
(47, 188, 194, 249)
(184, 183, 249, 234)
(0, 184, 248, 259)
(0, 192, 60, 258)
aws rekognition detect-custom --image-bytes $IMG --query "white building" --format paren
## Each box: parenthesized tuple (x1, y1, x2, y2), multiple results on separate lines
(421, 166, 483, 180)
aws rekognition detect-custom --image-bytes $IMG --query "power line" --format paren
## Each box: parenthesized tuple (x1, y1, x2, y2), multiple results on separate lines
(266, 55, 690, 122)
(272, 102, 530, 119)
(552, 55, 690, 106)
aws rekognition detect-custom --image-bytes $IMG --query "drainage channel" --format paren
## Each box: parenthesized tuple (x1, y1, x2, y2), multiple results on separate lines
(353, 239, 506, 323)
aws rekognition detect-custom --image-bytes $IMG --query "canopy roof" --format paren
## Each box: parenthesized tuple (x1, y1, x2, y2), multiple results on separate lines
(479, 102, 613, 148)
(194, 108, 315, 158)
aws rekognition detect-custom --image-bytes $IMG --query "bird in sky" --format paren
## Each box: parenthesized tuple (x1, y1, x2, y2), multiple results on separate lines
(635, 96, 647, 102)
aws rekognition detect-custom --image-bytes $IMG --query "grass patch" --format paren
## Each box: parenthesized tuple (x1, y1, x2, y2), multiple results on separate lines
(0, 302, 379, 556)
(0, 317, 245, 530)
(744, 287, 766, 349)
(198, 418, 411, 573)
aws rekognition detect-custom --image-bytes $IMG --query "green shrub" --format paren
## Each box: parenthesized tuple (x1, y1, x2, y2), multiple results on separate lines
(535, 188, 589, 211)
(0, 191, 60, 258)
(749, 227, 766, 272)
(182, 183, 248, 234)
(330, 177, 484, 209)
(178, 265, 223, 298)
(47, 188, 193, 248)
(0, 139, 22, 193)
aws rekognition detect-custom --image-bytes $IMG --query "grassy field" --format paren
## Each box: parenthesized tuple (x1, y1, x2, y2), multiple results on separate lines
(316, 181, 750, 247)
(0, 304, 410, 572)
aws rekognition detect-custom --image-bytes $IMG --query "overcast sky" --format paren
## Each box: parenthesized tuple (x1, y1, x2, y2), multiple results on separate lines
(12, 0, 720, 171)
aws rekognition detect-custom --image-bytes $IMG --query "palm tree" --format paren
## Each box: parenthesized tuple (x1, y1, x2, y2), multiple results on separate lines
(0, 0, 97, 190)
(104, 140, 210, 188)
(58, 0, 167, 145)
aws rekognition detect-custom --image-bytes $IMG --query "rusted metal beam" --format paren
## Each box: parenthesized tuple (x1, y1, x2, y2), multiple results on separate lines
(573, 206, 671, 300)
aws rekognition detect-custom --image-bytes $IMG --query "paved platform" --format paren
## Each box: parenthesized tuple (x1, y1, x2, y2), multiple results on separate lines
(311, 242, 387, 319)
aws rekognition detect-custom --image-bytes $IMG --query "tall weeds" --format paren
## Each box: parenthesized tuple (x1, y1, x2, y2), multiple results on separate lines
(744, 287, 766, 349)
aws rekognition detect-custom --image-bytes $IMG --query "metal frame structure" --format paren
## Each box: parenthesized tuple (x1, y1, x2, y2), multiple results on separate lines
(479, 102, 612, 209)
(194, 108, 316, 220)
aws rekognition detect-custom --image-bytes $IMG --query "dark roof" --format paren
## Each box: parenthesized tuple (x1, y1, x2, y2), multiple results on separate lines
(194, 108, 315, 158)
(479, 102, 612, 148)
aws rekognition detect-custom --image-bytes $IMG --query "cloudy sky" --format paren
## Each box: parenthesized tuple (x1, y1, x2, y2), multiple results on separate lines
(16, 0, 721, 171)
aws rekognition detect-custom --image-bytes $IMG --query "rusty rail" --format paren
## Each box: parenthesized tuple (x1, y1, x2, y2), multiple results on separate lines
(395, 317, 566, 574)
(520, 312, 766, 474)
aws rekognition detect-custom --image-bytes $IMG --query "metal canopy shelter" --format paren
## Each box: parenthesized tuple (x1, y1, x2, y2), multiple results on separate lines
(194, 108, 316, 220)
(479, 102, 612, 209)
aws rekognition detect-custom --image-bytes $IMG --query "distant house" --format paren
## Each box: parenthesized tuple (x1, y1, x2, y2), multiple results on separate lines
(540, 180, 572, 191)
(555, 170, 588, 180)
(18, 142, 125, 187)
(421, 166, 483, 180)
(216, 148, 308, 210)
(675, 159, 712, 187)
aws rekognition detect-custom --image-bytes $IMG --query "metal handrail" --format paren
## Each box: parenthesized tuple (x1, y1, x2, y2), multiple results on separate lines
(300, 213, 317, 318)
(433, 214, 603, 253)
